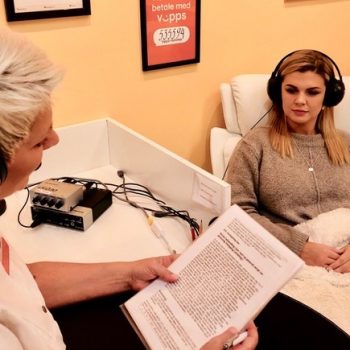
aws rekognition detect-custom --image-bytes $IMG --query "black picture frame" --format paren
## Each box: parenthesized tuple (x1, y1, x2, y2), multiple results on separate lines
(4, 0, 91, 22)
(140, 0, 201, 71)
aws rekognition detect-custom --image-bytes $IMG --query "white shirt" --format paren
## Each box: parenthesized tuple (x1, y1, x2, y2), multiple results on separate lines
(0, 236, 65, 349)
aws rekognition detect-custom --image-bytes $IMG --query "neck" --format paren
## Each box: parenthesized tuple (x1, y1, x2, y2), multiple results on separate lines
(288, 125, 317, 135)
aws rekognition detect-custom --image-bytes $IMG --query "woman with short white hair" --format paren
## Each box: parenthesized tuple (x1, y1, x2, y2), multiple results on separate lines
(0, 30, 257, 350)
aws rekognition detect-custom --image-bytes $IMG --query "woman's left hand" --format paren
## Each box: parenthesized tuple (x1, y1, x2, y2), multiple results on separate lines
(328, 244, 350, 273)
(127, 254, 178, 290)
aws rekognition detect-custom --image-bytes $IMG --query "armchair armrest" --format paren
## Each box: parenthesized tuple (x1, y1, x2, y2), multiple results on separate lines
(210, 127, 242, 178)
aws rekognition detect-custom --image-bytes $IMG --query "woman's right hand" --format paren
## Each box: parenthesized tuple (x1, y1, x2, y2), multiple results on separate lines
(200, 321, 258, 350)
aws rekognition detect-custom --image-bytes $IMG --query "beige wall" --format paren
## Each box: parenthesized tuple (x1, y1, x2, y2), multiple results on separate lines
(1, 1, 350, 172)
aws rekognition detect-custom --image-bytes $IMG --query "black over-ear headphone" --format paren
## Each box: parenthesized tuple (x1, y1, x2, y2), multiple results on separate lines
(267, 50, 345, 107)
(0, 152, 7, 184)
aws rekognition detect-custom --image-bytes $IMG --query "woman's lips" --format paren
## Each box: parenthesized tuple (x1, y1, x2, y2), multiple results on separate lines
(292, 109, 308, 116)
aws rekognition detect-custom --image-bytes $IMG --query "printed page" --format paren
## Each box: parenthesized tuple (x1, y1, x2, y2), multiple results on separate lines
(122, 204, 304, 349)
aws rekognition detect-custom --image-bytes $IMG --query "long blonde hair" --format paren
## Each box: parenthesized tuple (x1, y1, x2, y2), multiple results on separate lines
(268, 50, 349, 165)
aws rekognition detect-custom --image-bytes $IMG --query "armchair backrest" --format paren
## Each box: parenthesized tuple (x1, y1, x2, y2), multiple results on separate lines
(220, 74, 271, 136)
(221, 74, 350, 137)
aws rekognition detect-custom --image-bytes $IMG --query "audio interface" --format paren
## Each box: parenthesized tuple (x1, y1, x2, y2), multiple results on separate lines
(31, 187, 113, 231)
(29, 179, 84, 212)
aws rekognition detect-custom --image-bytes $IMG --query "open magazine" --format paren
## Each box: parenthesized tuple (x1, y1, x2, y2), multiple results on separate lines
(121, 204, 304, 349)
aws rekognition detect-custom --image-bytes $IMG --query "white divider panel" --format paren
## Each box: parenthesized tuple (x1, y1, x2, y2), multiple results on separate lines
(106, 118, 231, 228)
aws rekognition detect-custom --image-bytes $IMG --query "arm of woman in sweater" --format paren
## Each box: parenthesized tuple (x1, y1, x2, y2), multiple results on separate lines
(226, 137, 308, 255)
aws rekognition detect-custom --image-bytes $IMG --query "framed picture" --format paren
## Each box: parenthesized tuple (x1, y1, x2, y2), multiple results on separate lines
(140, 0, 201, 71)
(4, 0, 91, 22)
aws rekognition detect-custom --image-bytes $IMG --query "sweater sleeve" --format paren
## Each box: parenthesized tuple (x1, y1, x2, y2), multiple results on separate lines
(226, 137, 309, 256)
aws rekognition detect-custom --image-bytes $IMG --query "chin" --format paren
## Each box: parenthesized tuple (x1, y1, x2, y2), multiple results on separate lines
(16, 177, 30, 191)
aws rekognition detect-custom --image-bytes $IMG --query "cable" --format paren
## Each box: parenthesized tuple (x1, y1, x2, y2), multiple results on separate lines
(118, 170, 148, 219)
(117, 171, 185, 253)
(17, 187, 41, 228)
(147, 215, 176, 254)
(249, 105, 273, 130)
(116, 170, 200, 239)
(221, 105, 273, 180)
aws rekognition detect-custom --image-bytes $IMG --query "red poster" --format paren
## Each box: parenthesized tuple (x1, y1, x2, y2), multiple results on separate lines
(140, 0, 200, 70)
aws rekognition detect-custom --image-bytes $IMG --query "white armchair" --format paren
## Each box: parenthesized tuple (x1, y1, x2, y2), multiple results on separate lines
(210, 74, 350, 178)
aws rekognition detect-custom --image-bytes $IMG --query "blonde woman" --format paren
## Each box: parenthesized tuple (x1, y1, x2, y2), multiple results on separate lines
(227, 50, 350, 273)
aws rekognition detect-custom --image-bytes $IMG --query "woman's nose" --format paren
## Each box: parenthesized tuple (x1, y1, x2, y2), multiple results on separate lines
(44, 130, 59, 150)
(295, 92, 306, 104)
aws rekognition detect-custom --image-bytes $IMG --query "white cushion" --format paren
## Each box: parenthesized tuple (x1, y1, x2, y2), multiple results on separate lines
(230, 74, 271, 135)
(334, 79, 350, 131)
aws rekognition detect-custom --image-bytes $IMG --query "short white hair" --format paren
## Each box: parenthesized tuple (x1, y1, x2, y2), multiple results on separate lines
(0, 30, 62, 161)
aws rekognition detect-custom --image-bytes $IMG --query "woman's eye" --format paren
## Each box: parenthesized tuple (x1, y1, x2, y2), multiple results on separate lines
(307, 90, 320, 96)
(285, 87, 297, 94)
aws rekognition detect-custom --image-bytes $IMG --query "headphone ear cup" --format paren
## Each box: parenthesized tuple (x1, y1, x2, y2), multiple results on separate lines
(267, 76, 282, 104)
(0, 199, 6, 215)
(324, 78, 345, 107)
(0, 155, 8, 184)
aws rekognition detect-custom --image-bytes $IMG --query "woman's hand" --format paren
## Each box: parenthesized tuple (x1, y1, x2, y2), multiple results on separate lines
(127, 254, 178, 290)
(200, 321, 258, 350)
(300, 241, 341, 267)
(329, 244, 350, 273)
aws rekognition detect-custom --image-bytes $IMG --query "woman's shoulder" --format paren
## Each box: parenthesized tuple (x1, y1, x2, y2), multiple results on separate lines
(234, 127, 271, 157)
(338, 130, 350, 144)
(242, 126, 270, 145)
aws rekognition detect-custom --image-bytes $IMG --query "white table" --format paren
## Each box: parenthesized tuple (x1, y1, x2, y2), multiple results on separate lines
(0, 119, 230, 263)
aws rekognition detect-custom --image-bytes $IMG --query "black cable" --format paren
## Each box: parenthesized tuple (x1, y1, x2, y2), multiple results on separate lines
(221, 105, 273, 180)
(249, 105, 273, 130)
(17, 187, 39, 228)
(115, 171, 200, 237)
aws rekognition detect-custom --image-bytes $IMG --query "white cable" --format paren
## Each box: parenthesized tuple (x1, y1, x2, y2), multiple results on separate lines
(147, 215, 176, 254)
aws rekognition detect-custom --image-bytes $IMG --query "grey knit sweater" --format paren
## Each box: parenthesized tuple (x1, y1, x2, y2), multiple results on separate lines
(226, 126, 350, 255)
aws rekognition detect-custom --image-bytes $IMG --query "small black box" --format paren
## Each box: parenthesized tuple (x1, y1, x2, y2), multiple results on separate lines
(80, 188, 113, 221)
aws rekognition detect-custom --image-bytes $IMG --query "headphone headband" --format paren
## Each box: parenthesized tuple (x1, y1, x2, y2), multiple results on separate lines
(267, 49, 345, 107)
(270, 49, 343, 82)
